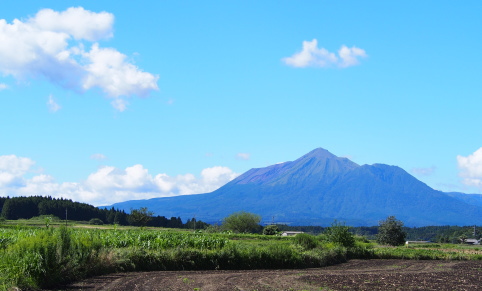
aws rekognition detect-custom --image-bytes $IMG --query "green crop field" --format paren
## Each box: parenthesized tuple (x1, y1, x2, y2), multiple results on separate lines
(1, 221, 481, 290)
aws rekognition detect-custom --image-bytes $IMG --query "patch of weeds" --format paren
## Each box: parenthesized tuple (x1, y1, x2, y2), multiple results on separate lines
(180, 277, 192, 285)
(434, 263, 447, 271)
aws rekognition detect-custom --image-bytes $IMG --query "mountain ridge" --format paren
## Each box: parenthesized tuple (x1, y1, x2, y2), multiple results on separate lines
(108, 148, 482, 226)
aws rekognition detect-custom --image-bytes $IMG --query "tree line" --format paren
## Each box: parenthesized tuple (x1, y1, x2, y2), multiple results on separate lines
(1, 196, 478, 241)
(276, 222, 481, 243)
(0, 196, 207, 229)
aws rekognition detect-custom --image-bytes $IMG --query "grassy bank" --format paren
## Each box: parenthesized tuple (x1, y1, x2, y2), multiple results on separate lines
(374, 243, 482, 260)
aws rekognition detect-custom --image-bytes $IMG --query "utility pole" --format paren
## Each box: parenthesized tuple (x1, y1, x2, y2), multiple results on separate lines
(65, 208, 68, 226)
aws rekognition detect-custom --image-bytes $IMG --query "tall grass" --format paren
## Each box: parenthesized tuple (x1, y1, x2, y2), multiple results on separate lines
(0, 226, 108, 289)
(119, 242, 350, 271)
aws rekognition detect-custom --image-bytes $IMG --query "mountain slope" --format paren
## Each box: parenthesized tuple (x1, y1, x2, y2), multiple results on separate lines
(233, 148, 358, 187)
(445, 192, 482, 208)
(109, 148, 482, 226)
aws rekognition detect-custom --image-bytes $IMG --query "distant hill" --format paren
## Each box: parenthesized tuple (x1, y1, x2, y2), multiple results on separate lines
(109, 148, 482, 227)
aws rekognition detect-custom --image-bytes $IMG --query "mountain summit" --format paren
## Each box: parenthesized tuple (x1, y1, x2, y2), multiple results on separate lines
(233, 148, 358, 187)
(110, 148, 482, 226)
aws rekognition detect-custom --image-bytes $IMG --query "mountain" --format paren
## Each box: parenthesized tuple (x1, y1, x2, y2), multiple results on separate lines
(445, 192, 482, 208)
(109, 148, 482, 227)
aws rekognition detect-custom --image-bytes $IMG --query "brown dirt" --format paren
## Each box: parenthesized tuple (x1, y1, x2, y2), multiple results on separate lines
(62, 259, 482, 291)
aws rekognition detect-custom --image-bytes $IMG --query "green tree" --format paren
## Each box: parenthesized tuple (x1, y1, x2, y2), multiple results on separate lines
(1, 199, 14, 219)
(263, 224, 280, 235)
(324, 220, 355, 247)
(106, 208, 116, 224)
(376, 216, 407, 246)
(128, 207, 154, 227)
(222, 211, 261, 233)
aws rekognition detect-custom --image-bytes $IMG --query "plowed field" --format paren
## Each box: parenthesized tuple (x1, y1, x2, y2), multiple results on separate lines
(64, 259, 482, 290)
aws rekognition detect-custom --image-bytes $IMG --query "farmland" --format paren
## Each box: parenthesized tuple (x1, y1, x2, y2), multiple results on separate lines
(1, 221, 482, 290)
(67, 259, 482, 290)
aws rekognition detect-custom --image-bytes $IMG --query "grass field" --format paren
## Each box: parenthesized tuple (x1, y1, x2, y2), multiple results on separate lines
(1, 219, 481, 290)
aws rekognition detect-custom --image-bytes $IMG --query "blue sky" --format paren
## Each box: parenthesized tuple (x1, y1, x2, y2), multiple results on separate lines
(1, 1, 482, 206)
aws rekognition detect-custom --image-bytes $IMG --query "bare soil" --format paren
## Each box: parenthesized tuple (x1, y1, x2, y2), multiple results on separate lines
(62, 259, 482, 291)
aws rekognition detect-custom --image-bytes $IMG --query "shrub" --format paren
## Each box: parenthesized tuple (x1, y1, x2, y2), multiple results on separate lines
(347, 242, 375, 259)
(89, 218, 104, 225)
(323, 221, 355, 248)
(263, 225, 280, 235)
(354, 235, 370, 243)
(204, 224, 222, 233)
(293, 233, 318, 250)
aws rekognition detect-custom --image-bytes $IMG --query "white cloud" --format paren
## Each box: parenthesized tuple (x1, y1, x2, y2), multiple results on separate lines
(338, 45, 367, 67)
(0, 7, 158, 111)
(32, 7, 114, 41)
(0, 154, 239, 206)
(0, 155, 35, 177)
(90, 153, 107, 160)
(0, 83, 7, 90)
(236, 153, 251, 160)
(82, 44, 159, 97)
(47, 94, 61, 112)
(111, 98, 129, 112)
(457, 148, 482, 189)
(0, 155, 35, 187)
(282, 39, 367, 68)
